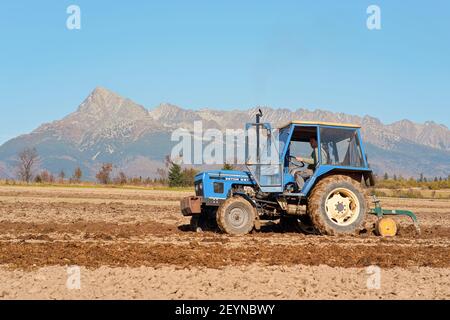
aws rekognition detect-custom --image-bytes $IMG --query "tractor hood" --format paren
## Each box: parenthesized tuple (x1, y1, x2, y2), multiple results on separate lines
(194, 170, 253, 183)
(193, 170, 255, 200)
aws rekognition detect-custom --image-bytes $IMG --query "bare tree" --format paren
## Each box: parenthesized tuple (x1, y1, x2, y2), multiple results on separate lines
(113, 171, 127, 185)
(153, 155, 173, 184)
(96, 163, 113, 184)
(58, 170, 65, 183)
(40, 170, 54, 183)
(72, 167, 82, 183)
(182, 167, 198, 186)
(16, 147, 39, 183)
(156, 168, 168, 181)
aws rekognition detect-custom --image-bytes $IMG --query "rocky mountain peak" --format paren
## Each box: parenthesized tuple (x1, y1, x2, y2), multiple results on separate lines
(77, 87, 148, 118)
(362, 115, 382, 126)
(149, 103, 201, 124)
(150, 103, 182, 118)
(388, 119, 450, 150)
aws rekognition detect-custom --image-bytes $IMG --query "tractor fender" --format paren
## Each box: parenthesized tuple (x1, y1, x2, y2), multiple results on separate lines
(364, 171, 376, 187)
(309, 168, 373, 195)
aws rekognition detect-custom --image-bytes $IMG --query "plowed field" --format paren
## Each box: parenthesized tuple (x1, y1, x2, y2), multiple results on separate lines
(0, 186, 448, 299)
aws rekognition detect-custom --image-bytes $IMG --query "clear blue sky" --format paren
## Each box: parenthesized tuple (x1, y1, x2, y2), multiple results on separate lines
(0, 0, 449, 144)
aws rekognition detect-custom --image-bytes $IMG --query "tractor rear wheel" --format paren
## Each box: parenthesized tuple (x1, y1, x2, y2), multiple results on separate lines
(308, 175, 369, 235)
(217, 197, 256, 235)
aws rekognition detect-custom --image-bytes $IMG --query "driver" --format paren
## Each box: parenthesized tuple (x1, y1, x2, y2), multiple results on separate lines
(291, 137, 328, 190)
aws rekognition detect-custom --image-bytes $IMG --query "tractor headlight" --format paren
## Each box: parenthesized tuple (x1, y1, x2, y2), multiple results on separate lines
(195, 182, 203, 195)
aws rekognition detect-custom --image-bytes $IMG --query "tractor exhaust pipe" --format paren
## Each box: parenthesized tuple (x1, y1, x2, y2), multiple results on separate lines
(256, 108, 263, 124)
(256, 109, 263, 162)
(256, 108, 263, 177)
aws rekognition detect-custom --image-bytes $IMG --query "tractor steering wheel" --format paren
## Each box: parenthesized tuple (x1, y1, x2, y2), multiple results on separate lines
(288, 155, 305, 168)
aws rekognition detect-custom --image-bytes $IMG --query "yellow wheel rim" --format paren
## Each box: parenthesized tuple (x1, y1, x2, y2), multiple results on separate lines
(325, 188, 361, 226)
(376, 217, 397, 237)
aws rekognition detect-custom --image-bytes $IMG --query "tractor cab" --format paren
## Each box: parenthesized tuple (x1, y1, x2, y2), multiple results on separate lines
(245, 118, 373, 195)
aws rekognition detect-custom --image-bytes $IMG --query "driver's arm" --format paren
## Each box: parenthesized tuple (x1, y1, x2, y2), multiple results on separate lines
(296, 156, 314, 165)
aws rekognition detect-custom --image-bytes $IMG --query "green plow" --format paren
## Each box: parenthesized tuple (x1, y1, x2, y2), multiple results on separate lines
(369, 196, 420, 235)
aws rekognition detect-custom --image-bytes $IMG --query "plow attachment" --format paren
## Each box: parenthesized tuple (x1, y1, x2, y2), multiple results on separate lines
(369, 196, 420, 236)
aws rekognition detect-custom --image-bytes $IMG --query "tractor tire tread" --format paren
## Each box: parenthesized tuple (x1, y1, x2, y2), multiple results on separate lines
(308, 174, 370, 236)
(217, 196, 256, 235)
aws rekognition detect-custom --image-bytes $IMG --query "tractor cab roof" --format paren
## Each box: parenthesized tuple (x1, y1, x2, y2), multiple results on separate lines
(278, 121, 361, 130)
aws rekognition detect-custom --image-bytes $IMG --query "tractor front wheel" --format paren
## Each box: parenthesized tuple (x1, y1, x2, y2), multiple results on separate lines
(217, 197, 256, 235)
(308, 175, 369, 235)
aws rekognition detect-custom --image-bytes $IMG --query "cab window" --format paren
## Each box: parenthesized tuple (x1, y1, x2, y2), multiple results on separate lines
(320, 128, 364, 167)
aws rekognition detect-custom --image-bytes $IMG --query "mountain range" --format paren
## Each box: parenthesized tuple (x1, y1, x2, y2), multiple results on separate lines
(0, 87, 449, 180)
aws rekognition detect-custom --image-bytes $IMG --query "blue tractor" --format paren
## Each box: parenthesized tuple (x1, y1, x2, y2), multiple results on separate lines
(180, 110, 418, 236)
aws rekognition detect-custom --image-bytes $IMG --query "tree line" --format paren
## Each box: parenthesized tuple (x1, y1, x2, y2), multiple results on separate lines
(376, 172, 450, 190)
(10, 147, 236, 187)
(14, 147, 448, 189)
